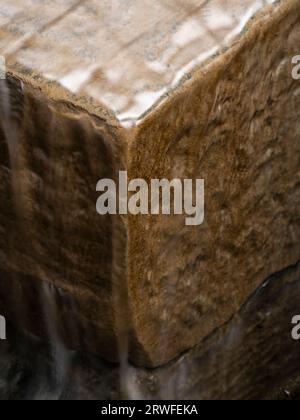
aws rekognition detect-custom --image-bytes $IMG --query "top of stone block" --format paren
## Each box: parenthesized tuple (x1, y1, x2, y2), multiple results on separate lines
(0, 0, 278, 126)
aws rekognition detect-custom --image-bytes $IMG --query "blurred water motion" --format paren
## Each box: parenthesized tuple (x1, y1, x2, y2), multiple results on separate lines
(0, 0, 275, 124)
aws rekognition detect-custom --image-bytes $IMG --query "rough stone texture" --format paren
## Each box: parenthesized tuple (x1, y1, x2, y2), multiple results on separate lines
(1, 260, 300, 400)
(0, 0, 299, 374)
(0, 74, 128, 363)
(128, 0, 300, 366)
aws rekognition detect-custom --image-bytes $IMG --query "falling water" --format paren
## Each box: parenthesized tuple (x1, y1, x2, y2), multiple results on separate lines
(113, 273, 144, 399)
(0, 75, 23, 169)
(120, 358, 144, 400)
(0, 66, 77, 399)
(0, 73, 26, 240)
(35, 282, 72, 400)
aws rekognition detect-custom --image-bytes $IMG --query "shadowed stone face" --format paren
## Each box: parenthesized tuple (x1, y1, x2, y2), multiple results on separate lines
(0, 75, 127, 363)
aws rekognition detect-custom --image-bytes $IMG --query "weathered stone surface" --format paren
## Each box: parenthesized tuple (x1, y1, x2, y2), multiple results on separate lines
(0, 0, 299, 375)
(128, 0, 300, 366)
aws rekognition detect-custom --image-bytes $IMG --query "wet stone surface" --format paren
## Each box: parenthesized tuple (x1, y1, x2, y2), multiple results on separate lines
(0, 0, 276, 123)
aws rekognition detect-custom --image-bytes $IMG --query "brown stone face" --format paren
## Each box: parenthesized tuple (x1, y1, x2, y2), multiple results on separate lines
(0, 0, 299, 370)
(0, 75, 127, 363)
(128, 0, 300, 366)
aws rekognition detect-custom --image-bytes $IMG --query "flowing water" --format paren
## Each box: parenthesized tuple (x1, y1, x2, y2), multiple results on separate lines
(0, 76, 24, 167)
(0, 0, 293, 401)
(0, 75, 73, 400)
(36, 282, 72, 400)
